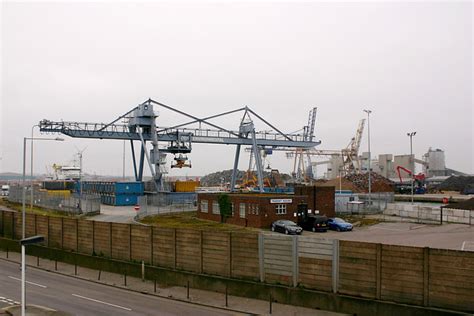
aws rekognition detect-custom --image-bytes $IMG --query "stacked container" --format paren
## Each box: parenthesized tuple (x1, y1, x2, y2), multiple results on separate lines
(77, 181, 144, 206)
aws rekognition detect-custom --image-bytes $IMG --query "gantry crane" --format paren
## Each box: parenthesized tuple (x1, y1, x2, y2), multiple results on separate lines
(39, 99, 320, 192)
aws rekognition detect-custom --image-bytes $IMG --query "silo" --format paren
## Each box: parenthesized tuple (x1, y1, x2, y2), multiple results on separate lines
(378, 154, 394, 178)
(394, 154, 414, 173)
(425, 148, 446, 177)
(327, 155, 343, 179)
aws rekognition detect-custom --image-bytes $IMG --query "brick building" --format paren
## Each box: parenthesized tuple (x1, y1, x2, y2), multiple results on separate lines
(294, 185, 336, 218)
(197, 193, 308, 228)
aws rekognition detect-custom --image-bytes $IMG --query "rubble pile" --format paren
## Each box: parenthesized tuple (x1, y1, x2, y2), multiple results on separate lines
(200, 169, 291, 187)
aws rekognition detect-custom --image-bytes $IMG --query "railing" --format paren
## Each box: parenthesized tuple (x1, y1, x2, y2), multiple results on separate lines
(7, 185, 100, 215)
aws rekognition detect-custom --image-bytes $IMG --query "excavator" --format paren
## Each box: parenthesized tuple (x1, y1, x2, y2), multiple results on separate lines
(396, 166, 426, 194)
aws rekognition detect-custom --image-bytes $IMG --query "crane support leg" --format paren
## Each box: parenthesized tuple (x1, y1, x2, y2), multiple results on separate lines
(138, 142, 145, 182)
(138, 129, 161, 192)
(251, 131, 265, 192)
(130, 140, 138, 181)
(230, 145, 241, 192)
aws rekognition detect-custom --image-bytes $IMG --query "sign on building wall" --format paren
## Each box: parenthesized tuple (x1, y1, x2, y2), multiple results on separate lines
(270, 199, 293, 204)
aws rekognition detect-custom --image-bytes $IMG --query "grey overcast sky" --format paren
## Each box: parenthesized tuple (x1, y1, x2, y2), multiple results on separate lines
(1, 1, 472, 178)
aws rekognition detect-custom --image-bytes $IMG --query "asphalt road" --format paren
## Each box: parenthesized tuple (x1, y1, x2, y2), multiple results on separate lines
(0, 260, 246, 316)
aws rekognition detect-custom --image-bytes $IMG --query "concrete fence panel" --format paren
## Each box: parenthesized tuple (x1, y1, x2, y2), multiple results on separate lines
(93, 221, 111, 257)
(14, 212, 22, 240)
(339, 240, 378, 298)
(263, 234, 294, 286)
(35, 215, 49, 245)
(62, 218, 77, 251)
(3, 211, 15, 239)
(77, 220, 93, 254)
(230, 232, 259, 281)
(48, 217, 62, 249)
(130, 225, 152, 264)
(429, 249, 474, 312)
(25, 213, 36, 237)
(111, 223, 131, 261)
(175, 229, 201, 273)
(381, 244, 425, 305)
(202, 231, 230, 277)
(152, 227, 175, 269)
(298, 236, 333, 291)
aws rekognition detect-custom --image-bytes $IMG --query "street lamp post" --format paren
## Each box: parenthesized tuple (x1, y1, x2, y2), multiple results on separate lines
(30, 125, 39, 210)
(363, 109, 372, 209)
(407, 131, 417, 204)
(20, 236, 45, 316)
(22, 136, 63, 316)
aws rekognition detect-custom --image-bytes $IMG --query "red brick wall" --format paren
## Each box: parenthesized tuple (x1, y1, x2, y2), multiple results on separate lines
(197, 193, 307, 228)
(294, 186, 336, 217)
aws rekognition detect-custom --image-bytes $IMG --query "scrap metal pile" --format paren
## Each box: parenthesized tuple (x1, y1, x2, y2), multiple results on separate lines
(321, 173, 395, 193)
(344, 173, 395, 193)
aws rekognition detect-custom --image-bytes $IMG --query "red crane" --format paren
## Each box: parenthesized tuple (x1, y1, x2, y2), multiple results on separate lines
(396, 166, 426, 194)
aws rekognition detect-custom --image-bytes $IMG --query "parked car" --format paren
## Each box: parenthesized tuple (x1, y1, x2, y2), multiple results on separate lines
(327, 217, 353, 231)
(271, 220, 303, 235)
(299, 215, 328, 232)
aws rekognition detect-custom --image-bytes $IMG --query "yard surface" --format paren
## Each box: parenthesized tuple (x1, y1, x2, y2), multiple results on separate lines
(141, 211, 260, 232)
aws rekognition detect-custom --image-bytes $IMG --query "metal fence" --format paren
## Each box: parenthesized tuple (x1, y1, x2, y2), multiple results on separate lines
(8, 185, 101, 215)
(135, 194, 196, 219)
(336, 192, 394, 214)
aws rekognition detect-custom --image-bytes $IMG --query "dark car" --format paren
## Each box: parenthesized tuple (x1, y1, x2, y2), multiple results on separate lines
(328, 217, 353, 232)
(271, 220, 303, 235)
(299, 215, 328, 232)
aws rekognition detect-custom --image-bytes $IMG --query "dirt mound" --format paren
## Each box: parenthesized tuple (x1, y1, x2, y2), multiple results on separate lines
(445, 197, 474, 210)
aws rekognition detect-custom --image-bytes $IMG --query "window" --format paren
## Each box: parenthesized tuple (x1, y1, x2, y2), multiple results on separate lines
(200, 200, 208, 213)
(276, 204, 287, 215)
(231, 203, 234, 217)
(255, 204, 259, 216)
(212, 201, 220, 215)
(239, 203, 246, 218)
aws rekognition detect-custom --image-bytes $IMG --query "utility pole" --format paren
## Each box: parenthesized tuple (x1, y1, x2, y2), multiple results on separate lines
(363, 109, 372, 209)
(407, 131, 417, 204)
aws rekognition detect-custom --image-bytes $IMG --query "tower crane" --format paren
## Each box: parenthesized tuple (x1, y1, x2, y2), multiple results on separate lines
(39, 99, 320, 192)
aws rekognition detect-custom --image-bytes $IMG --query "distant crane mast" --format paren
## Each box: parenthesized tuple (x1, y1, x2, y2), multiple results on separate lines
(304, 118, 366, 177)
(291, 107, 317, 181)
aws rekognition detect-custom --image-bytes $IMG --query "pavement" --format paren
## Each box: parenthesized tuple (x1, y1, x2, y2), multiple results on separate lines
(87, 205, 137, 223)
(0, 251, 347, 316)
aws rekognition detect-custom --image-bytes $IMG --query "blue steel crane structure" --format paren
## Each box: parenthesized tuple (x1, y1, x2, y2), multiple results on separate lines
(39, 99, 320, 192)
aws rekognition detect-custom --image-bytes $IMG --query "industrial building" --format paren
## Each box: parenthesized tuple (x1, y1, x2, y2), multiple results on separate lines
(325, 148, 466, 183)
(197, 193, 307, 228)
(197, 185, 336, 228)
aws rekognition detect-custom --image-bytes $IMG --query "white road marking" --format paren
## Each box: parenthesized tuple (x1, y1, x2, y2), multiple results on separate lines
(410, 225, 425, 230)
(0, 297, 20, 305)
(8, 276, 47, 288)
(371, 226, 406, 232)
(461, 241, 474, 251)
(72, 294, 132, 311)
